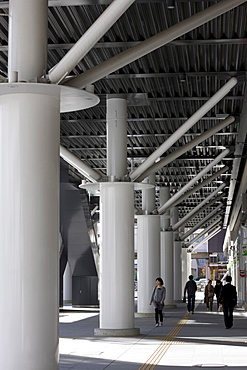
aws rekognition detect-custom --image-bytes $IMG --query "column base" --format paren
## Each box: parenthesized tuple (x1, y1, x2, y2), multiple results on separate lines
(94, 328, 140, 337)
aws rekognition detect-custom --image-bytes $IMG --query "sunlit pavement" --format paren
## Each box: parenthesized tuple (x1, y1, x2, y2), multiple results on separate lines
(59, 293, 247, 369)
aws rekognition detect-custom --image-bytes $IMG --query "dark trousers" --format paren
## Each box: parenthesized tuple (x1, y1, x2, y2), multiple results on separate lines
(187, 294, 195, 312)
(155, 308, 163, 324)
(223, 305, 234, 328)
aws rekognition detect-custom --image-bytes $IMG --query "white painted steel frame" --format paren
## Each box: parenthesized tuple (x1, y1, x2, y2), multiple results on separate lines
(136, 116, 235, 182)
(60, 144, 102, 182)
(158, 149, 230, 215)
(172, 183, 226, 231)
(167, 166, 229, 212)
(48, 0, 135, 84)
(186, 218, 223, 248)
(131, 79, 236, 181)
(181, 206, 223, 241)
(190, 227, 222, 253)
(65, 0, 246, 89)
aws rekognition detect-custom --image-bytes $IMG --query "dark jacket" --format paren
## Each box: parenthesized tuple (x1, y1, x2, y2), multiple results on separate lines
(219, 283, 237, 307)
(214, 282, 222, 298)
(184, 280, 197, 297)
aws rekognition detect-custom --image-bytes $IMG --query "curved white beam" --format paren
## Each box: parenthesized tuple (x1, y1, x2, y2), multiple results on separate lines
(135, 116, 235, 182)
(64, 0, 245, 89)
(130, 78, 237, 181)
(48, 0, 135, 84)
(158, 149, 230, 215)
(172, 183, 226, 231)
(60, 145, 102, 183)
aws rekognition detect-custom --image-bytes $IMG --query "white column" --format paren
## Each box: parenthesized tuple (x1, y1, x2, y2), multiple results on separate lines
(174, 241, 182, 301)
(187, 252, 192, 277)
(63, 262, 73, 304)
(142, 174, 156, 213)
(107, 98, 127, 180)
(172, 207, 182, 301)
(182, 248, 188, 293)
(137, 215, 160, 315)
(95, 183, 139, 336)
(160, 231, 176, 307)
(94, 97, 139, 336)
(159, 187, 176, 307)
(8, 0, 48, 82)
(160, 187, 170, 231)
(0, 85, 60, 370)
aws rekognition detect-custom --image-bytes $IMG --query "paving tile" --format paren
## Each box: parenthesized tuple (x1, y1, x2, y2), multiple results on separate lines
(59, 297, 247, 370)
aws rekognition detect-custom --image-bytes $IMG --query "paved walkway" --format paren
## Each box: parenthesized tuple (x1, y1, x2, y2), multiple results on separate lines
(59, 296, 247, 369)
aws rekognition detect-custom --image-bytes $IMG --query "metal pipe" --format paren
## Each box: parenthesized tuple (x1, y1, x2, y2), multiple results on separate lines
(60, 145, 102, 182)
(130, 78, 236, 181)
(189, 227, 222, 253)
(135, 116, 235, 182)
(180, 206, 223, 241)
(168, 166, 229, 211)
(158, 149, 230, 215)
(48, 0, 135, 84)
(185, 218, 222, 248)
(64, 0, 245, 89)
(172, 183, 225, 231)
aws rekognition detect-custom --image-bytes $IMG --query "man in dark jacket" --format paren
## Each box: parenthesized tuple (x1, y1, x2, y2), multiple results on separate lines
(219, 275, 237, 329)
(183, 275, 197, 313)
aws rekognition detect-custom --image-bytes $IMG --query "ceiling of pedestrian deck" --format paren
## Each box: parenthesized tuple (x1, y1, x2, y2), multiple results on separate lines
(0, 0, 247, 238)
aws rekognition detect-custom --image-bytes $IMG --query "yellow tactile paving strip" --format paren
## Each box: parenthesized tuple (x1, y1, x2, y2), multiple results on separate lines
(138, 312, 190, 370)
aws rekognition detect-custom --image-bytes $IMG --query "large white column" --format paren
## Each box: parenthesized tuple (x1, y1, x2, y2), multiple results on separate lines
(187, 252, 192, 277)
(137, 215, 160, 315)
(63, 262, 73, 304)
(95, 182, 139, 336)
(94, 97, 139, 336)
(160, 187, 176, 307)
(182, 248, 188, 293)
(107, 98, 127, 180)
(142, 174, 156, 213)
(8, 0, 48, 82)
(0, 85, 60, 370)
(172, 207, 182, 302)
(160, 231, 176, 307)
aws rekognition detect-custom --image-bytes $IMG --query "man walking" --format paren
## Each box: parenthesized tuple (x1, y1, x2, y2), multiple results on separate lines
(219, 275, 237, 329)
(183, 275, 197, 313)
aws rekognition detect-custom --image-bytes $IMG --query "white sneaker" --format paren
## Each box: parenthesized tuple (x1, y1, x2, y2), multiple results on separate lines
(159, 322, 163, 326)
(155, 323, 159, 327)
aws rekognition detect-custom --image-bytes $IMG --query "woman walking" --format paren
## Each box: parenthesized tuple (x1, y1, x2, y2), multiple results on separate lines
(204, 279, 214, 311)
(150, 277, 166, 327)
